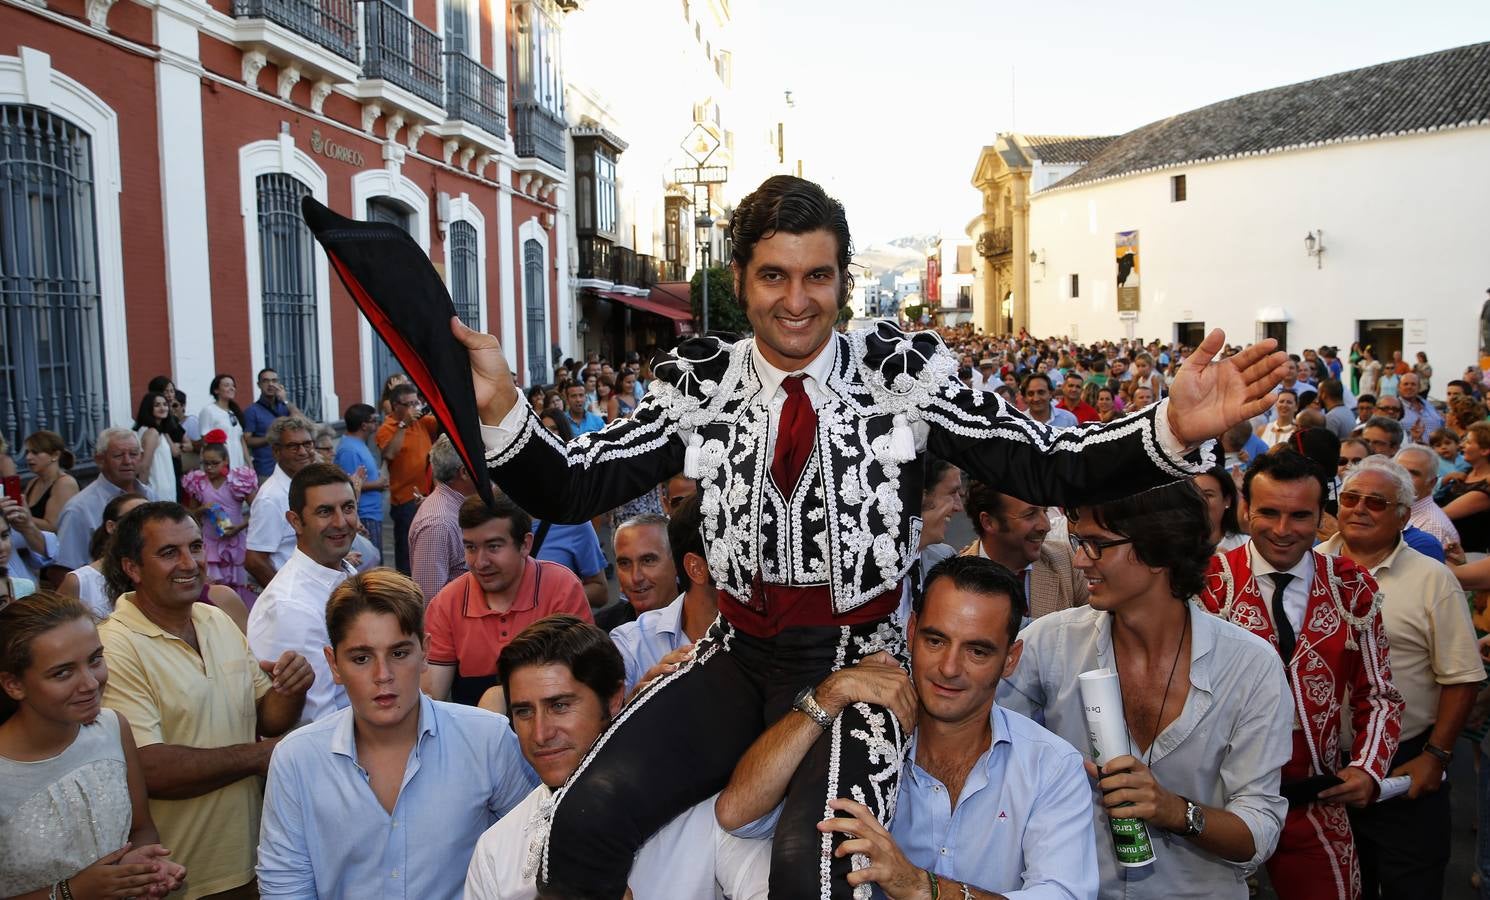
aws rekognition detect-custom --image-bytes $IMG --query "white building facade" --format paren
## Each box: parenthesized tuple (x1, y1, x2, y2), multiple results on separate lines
(1027, 42, 1490, 371)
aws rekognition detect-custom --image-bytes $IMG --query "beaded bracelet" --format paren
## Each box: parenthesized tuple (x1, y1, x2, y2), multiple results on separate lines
(58, 879, 75, 900)
(925, 869, 940, 900)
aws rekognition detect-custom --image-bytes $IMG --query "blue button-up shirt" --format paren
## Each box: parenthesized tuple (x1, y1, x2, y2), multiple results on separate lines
(893, 704, 1099, 900)
(257, 695, 537, 900)
(610, 594, 688, 692)
(244, 396, 290, 478)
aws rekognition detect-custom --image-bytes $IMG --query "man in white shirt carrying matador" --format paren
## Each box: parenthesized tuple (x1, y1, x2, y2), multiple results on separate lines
(303, 175, 1288, 900)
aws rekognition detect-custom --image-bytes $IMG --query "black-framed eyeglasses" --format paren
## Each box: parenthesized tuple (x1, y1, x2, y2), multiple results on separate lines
(1068, 533, 1134, 559)
(278, 439, 316, 454)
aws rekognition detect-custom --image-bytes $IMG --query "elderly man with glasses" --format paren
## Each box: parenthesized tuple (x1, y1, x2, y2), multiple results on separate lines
(1318, 456, 1483, 900)
(245, 415, 321, 589)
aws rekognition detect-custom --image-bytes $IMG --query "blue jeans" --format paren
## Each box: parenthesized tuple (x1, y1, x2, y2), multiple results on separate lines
(390, 501, 418, 575)
(361, 518, 384, 559)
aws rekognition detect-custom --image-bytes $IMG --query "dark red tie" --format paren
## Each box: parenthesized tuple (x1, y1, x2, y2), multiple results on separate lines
(771, 375, 817, 495)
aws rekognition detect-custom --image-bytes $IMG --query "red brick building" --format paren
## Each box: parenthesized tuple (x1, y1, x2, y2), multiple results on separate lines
(1, 0, 573, 459)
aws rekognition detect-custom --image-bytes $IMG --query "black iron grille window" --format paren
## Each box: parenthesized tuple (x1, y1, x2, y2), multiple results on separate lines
(256, 173, 323, 421)
(448, 220, 479, 327)
(0, 105, 109, 468)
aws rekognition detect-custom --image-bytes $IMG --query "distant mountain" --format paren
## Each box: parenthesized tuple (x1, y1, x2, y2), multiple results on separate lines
(852, 237, 931, 280)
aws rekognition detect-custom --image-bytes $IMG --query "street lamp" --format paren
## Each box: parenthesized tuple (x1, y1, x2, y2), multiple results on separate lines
(1304, 230, 1325, 268)
(696, 212, 714, 334)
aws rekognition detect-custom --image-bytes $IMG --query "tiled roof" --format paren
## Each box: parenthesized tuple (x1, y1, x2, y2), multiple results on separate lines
(1020, 134, 1118, 164)
(1053, 41, 1490, 190)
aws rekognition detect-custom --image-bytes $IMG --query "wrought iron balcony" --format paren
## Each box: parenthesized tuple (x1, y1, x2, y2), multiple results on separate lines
(359, 0, 443, 106)
(976, 226, 1013, 259)
(633, 255, 657, 289)
(444, 51, 506, 138)
(232, 0, 360, 62)
(513, 99, 567, 169)
(609, 246, 636, 286)
(577, 236, 612, 281)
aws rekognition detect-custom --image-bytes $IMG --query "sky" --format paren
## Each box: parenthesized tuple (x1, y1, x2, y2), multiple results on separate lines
(742, 0, 1490, 246)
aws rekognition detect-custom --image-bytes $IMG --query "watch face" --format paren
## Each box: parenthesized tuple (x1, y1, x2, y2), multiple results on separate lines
(794, 685, 812, 707)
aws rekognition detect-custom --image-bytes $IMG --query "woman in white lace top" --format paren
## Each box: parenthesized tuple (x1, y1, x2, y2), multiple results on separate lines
(0, 591, 185, 899)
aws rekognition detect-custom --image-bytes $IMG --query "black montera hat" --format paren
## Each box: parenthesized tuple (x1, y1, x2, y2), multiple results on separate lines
(300, 197, 496, 511)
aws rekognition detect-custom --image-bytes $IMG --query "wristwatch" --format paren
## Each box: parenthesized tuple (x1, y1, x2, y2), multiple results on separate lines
(1180, 797, 1206, 837)
(1424, 743, 1454, 767)
(792, 685, 833, 731)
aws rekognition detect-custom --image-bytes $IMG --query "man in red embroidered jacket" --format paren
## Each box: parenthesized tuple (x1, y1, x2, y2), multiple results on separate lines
(1200, 450, 1402, 900)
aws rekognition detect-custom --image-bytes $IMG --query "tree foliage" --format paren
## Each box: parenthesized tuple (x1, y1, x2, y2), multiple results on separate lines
(690, 266, 751, 336)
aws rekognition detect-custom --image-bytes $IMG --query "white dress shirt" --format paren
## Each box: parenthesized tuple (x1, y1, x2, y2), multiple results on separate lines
(245, 465, 296, 571)
(1246, 542, 1312, 636)
(247, 548, 356, 723)
(463, 789, 769, 900)
(999, 602, 1293, 899)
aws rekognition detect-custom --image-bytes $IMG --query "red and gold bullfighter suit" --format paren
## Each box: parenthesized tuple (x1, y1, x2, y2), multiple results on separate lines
(1200, 545, 1402, 900)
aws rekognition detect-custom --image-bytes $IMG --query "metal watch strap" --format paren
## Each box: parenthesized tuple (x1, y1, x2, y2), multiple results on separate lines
(794, 689, 832, 730)
(1180, 796, 1205, 836)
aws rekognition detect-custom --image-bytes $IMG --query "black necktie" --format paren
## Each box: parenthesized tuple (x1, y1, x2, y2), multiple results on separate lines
(1269, 572, 1297, 663)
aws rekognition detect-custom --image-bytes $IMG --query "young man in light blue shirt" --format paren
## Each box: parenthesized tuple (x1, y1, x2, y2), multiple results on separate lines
(562, 382, 607, 437)
(717, 555, 1098, 900)
(257, 569, 536, 899)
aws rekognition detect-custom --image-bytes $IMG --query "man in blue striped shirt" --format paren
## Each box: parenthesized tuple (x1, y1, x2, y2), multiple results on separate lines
(257, 570, 537, 899)
(717, 556, 1098, 899)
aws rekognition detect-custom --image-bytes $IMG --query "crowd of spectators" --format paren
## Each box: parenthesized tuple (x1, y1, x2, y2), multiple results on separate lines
(4, 327, 1490, 899)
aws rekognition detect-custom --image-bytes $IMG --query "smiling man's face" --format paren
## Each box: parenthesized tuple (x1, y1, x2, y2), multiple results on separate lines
(736, 228, 843, 371)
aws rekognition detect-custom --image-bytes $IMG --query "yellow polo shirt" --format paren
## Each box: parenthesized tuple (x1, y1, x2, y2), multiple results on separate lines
(100, 594, 271, 899)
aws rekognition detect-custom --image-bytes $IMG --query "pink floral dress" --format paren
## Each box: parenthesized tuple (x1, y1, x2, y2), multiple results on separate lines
(182, 466, 258, 605)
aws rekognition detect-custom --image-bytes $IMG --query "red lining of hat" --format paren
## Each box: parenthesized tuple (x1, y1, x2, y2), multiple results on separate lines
(326, 252, 482, 482)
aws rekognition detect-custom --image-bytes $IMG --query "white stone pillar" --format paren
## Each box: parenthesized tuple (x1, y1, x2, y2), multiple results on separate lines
(154, 0, 217, 397)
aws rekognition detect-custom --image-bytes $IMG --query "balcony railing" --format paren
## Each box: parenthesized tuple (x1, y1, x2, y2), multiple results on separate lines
(233, 0, 359, 62)
(976, 226, 1013, 259)
(513, 99, 567, 169)
(577, 236, 612, 281)
(634, 254, 657, 289)
(655, 259, 687, 282)
(444, 51, 506, 138)
(360, 0, 443, 106)
(610, 246, 636, 286)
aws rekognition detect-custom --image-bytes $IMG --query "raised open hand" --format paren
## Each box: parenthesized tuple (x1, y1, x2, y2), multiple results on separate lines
(451, 316, 519, 426)
(1167, 330, 1289, 445)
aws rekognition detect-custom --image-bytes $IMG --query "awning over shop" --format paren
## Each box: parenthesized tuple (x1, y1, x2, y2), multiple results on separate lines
(598, 289, 693, 322)
(1256, 306, 1291, 322)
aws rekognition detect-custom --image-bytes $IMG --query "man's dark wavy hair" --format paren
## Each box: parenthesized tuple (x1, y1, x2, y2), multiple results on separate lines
(1067, 480, 1214, 601)
(729, 175, 854, 306)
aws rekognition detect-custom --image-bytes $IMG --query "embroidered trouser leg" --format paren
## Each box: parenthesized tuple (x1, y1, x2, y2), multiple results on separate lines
(539, 616, 907, 900)
(1268, 731, 1359, 900)
(1267, 803, 1359, 900)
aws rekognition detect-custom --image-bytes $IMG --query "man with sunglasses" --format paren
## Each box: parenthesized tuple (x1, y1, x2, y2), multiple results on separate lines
(1001, 481, 1293, 900)
(1319, 456, 1483, 899)
(1199, 450, 1402, 900)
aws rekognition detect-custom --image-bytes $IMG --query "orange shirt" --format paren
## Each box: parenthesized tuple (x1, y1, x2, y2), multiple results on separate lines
(375, 414, 438, 504)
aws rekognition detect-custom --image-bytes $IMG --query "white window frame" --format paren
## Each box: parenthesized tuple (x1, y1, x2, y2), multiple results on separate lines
(1, 47, 131, 428)
(240, 134, 337, 422)
(352, 168, 430, 405)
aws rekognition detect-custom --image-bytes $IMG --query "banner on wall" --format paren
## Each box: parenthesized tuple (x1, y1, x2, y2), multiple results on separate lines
(1115, 230, 1140, 312)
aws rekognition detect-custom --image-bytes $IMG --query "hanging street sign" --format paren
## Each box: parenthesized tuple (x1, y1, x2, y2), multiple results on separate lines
(681, 124, 721, 165)
(675, 166, 729, 184)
